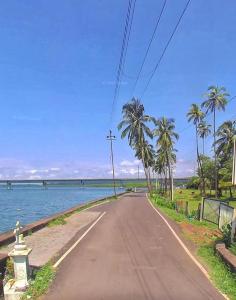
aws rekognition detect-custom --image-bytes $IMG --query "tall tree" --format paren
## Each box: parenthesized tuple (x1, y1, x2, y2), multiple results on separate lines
(153, 117, 178, 200)
(215, 120, 236, 163)
(118, 98, 153, 191)
(187, 104, 204, 193)
(198, 121, 211, 155)
(201, 86, 229, 197)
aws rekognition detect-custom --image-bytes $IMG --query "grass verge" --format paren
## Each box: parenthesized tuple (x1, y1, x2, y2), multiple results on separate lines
(21, 263, 55, 300)
(150, 193, 236, 300)
(198, 246, 236, 300)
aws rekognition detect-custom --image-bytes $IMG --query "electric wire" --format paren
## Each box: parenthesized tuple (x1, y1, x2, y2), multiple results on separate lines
(132, 0, 167, 94)
(141, 0, 191, 97)
(110, 0, 135, 125)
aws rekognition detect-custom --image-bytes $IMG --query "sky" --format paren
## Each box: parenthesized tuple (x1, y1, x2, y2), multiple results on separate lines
(0, 0, 236, 179)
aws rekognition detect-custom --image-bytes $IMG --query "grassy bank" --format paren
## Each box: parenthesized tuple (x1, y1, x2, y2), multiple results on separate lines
(150, 193, 236, 300)
(22, 264, 55, 300)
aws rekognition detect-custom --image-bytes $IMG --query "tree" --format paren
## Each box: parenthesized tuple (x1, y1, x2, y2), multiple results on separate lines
(215, 120, 236, 163)
(153, 117, 179, 200)
(197, 121, 211, 155)
(201, 86, 229, 197)
(135, 140, 154, 190)
(187, 104, 204, 193)
(118, 98, 153, 191)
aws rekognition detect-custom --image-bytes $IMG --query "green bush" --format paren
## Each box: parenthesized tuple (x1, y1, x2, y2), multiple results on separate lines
(222, 224, 232, 247)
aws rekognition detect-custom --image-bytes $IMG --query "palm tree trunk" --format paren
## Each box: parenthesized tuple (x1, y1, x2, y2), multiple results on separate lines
(203, 137, 205, 155)
(196, 125, 203, 195)
(213, 108, 218, 198)
(166, 154, 173, 201)
(202, 137, 206, 195)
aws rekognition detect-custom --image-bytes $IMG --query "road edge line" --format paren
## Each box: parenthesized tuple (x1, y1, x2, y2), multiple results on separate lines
(146, 194, 229, 299)
(53, 211, 106, 268)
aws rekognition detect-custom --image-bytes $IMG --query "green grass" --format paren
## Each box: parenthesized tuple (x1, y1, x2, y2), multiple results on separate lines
(47, 216, 67, 227)
(229, 243, 236, 256)
(22, 263, 55, 300)
(150, 193, 236, 300)
(198, 246, 236, 300)
(151, 194, 217, 229)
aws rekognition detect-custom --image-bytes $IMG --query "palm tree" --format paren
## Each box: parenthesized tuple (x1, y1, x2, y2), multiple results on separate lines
(198, 121, 211, 155)
(135, 140, 154, 190)
(155, 148, 168, 193)
(187, 104, 204, 193)
(153, 117, 179, 200)
(118, 98, 153, 191)
(201, 86, 229, 197)
(215, 120, 236, 162)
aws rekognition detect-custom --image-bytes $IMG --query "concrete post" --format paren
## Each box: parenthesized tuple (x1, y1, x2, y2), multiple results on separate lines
(4, 221, 32, 300)
(231, 208, 236, 243)
(200, 197, 204, 222)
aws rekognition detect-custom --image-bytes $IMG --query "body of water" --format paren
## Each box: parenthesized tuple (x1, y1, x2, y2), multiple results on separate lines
(0, 186, 122, 234)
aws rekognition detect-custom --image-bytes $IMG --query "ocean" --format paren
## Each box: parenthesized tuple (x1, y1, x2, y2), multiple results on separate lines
(0, 185, 123, 234)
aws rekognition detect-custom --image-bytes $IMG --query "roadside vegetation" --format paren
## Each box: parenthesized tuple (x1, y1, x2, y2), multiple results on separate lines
(21, 263, 55, 300)
(118, 86, 235, 203)
(150, 192, 236, 300)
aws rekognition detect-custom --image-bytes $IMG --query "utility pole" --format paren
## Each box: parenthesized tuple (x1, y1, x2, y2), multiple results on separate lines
(107, 130, 116, 197)
(138, 165, 140, 180)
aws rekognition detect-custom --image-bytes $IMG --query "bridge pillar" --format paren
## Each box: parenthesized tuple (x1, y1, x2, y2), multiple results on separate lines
(7, 181, 12, 190)
(42, 181, 47, 189)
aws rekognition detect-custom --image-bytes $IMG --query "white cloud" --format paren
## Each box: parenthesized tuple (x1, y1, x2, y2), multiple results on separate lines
(120, 159, 140, 167)
(50, 168, 60, 172)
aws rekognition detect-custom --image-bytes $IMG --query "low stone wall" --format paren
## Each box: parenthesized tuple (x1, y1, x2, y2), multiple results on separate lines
(215, 242, 236, 273)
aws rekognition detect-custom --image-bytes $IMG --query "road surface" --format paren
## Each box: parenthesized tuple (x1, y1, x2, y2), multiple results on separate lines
(44, 192, 225, 300)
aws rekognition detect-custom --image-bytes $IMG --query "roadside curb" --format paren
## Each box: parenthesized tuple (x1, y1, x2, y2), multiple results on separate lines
(215, 242, 236, 273)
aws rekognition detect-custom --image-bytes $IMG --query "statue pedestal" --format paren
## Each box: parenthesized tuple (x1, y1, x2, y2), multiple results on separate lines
(4, 248, 32, 300)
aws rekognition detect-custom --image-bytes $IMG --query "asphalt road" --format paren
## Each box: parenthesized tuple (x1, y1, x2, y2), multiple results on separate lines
(44, 192, 225, 300)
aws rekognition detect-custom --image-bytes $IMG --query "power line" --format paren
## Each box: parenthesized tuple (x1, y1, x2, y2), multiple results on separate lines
(132, 0, 167, 94)
(142, 0, 191, 96)
(110, 0, 136, 125)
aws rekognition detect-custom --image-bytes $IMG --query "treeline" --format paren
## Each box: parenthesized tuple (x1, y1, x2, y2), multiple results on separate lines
(118, 85, 235, 200)
(186, 85, 235, 197)
(118, 98, 178, 200)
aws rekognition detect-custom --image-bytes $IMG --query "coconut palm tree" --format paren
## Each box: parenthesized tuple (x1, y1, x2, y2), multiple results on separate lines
(118, 98, 153, 191)
(154, 148, 168, 193)
(215, 120, 236, 162)
(197, 121, 211, 155)
(201, 86, 229, 197)
(153, 117, 179, 200)
(135, 140, 154, 190)
(187, 104, 204, 193)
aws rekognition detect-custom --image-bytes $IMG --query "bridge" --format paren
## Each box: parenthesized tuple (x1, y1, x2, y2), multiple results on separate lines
(0, 179, 87, 189)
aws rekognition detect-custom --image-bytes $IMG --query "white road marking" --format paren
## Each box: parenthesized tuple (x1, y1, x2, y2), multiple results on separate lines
(146, 194, 228, 300)
(53, 211, 106, 268)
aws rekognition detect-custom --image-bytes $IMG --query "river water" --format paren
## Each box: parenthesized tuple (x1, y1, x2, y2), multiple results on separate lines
(0, 186, 122, 234)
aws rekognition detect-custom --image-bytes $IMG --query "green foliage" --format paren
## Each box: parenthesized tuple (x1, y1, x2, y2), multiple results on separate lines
(222, 224, 232, 247)
(22, 264, 55, 300)
(229, 243, 236, 256)
(4, 258, 14, 282)
(198, 246, 236, 300)
(186, 176, 200, 189)
(47, 216, 66, 227)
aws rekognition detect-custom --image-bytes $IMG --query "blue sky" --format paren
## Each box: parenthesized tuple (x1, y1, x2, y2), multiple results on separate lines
(0, 0, 236, 179)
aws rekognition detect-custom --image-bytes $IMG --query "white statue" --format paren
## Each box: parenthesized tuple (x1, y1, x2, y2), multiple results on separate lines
(13, 221, 26, 251)
(14, 221, 22, 245)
